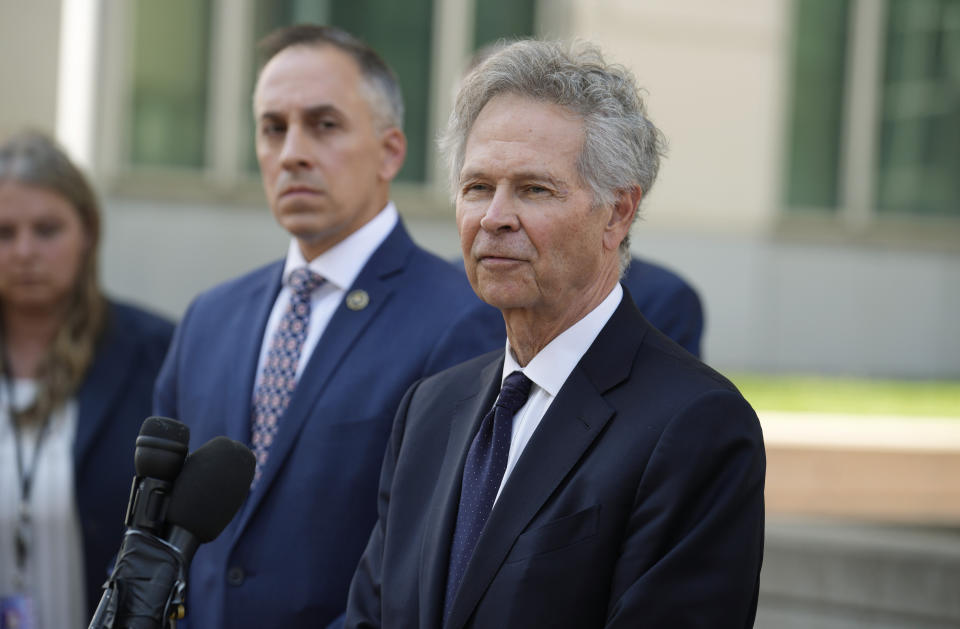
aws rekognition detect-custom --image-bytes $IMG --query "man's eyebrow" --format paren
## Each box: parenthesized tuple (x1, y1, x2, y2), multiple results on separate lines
(302, 104, 343, 118)
(515, 172, 566, 188)
(257, 104, 343, 120)
(459, 169, 567, 188)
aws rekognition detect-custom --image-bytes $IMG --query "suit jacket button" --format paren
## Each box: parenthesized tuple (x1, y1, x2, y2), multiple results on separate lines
(226, 566, 245, 586)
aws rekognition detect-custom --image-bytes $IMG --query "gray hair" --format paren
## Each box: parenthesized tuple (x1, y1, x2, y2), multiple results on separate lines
(440, 39, 667, 271)
(257, 24, 404, 131)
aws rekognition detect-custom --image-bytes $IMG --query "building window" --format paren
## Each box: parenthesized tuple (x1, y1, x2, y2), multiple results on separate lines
(474, 0, 536, 50)
(128, 0, 212, 169)
(117, 0, 537, 197)
(785, 0, 849, 212)
(877, 0, 960, 216)
(785, 0, 959, 220)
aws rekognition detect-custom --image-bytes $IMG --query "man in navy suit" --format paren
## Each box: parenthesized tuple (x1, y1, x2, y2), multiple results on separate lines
(346, 39, 765, 628)
(154, 25, 500, 628)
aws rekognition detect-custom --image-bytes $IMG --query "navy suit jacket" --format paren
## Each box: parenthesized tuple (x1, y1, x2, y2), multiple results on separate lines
(154, 221, 503, 628)
(621, 257, 703, 358)
(74, 301, 174, 615)
(346, 291, 765, 628)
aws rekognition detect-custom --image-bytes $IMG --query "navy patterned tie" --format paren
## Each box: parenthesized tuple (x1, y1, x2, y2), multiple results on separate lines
(250, 267, 324, 486)
(444, 370, 533, 618)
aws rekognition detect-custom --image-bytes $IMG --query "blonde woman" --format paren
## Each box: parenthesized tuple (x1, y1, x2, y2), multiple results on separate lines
(0, 131, 173, 627)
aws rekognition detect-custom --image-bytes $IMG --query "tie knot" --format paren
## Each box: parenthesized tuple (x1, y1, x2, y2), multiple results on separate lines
(495, 371, 533, 414)
(288, 267, 324, 298)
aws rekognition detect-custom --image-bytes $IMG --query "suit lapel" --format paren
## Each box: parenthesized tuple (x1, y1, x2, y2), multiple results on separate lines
(222, 263, 284, 447)
(445, 295, 647, 629)
(74, 304, 135, 467)
(233, 223, 415, 532)
(419, 356, 502, 629)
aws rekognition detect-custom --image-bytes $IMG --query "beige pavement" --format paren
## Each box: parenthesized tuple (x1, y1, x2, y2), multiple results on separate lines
(759, 411, 960, 524)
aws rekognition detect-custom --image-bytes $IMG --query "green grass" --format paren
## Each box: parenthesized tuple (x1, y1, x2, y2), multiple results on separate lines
(728, 374, 960, 418)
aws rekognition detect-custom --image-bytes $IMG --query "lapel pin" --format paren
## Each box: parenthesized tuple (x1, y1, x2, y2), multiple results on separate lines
(346, 289, 370, 311)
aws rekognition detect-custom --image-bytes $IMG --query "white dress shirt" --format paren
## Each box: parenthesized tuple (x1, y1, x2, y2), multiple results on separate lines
(253, 202, 399, 391)
(495, 283, 624, 501)
(0, 380, 86, 629)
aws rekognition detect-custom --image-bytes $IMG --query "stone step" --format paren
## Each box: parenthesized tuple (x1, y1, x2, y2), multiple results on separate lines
(759, 519, 960, 629)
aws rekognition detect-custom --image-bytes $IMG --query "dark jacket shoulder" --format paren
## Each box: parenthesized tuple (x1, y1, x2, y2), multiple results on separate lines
(105, 300, 175, 339)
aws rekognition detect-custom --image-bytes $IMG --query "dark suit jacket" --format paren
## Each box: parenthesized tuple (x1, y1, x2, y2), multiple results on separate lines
(74, 301, 174, 615)
(153, 221, 503, 628)
(346, 291, 765, 628)
(621, 257, 704, 357)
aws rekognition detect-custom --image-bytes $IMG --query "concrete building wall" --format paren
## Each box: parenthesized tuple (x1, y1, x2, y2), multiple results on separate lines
(5, 0, 954, 378)
(0, 0, 62, 136)
(629, 230, 960, 378)
(569, 0, 788, 232)
(97, 196, 960, 379)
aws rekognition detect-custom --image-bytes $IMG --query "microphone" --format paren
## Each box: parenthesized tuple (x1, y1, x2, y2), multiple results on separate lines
(165, 436, 257, 580)
(128, 417, 191, 533)
(89, 427, 254, 628)
(88, 416, 189, 628)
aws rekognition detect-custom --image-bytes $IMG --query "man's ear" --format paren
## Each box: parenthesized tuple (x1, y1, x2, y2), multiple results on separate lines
(603, 186, 642, 252)
(378, 127, 407, 181)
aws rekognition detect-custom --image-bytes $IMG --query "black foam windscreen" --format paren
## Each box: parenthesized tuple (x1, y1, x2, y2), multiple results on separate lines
(134, 417, 190, 480)
(138, 416, 190, 443)
(167, 436, 255, 543)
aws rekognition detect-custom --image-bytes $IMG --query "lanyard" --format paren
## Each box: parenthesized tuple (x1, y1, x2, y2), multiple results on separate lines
(2, 363, 55, 588)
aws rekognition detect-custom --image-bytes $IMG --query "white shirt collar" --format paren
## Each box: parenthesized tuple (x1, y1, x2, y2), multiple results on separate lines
(502, 283, 623, 395)
(281, 201, 399, 290)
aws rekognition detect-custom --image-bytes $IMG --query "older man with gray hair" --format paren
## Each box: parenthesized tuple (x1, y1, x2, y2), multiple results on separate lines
(346, 39, 765, 629)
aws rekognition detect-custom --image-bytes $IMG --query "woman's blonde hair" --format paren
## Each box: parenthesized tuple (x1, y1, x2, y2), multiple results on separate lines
(0, 130, 107, 425)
